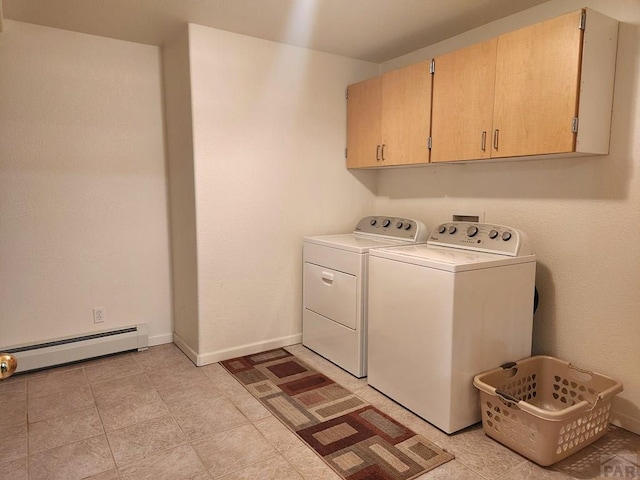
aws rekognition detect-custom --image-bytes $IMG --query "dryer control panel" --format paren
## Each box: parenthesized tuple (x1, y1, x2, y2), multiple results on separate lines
(428, 222, 532, 257)
(353, 216, 427, 243)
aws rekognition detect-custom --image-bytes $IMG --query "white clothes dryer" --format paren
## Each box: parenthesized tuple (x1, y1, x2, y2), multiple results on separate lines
(303, 216, 427, 378)
(367, 222, 536, 433)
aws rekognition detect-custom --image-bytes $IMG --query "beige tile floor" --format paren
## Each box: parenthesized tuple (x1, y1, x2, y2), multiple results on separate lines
(0, 342, 637, 480)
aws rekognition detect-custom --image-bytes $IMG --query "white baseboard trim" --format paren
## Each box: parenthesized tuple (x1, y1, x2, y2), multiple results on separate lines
(195, 334, 302, 367)
(610, 408, 640, 435)
(172, 333, 199, 365)
(148, 333, 174, 347)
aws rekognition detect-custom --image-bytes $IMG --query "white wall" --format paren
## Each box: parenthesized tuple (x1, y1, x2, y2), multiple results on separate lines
(162, 27, 200, 354)
(0, 21, 173, 347)
(375, 0, 640, 433)
(185, 23, 377, 364)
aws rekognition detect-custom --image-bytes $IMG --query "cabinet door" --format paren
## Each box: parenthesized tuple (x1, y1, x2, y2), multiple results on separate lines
(381, 60, 432, 166)
(431, 38, 497, 163)
(346, 76, 381, 168)
(492, 10, 583, 158)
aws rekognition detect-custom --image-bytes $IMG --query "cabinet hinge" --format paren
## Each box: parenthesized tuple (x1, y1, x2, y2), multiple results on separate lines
(579, 11, 586, 30)
(572, 117, 579, 133)
(345, 147, 348, 158)
(427, 136, 433, 149)
(345, 88, 348, 100)
(430, 59, 435, 75)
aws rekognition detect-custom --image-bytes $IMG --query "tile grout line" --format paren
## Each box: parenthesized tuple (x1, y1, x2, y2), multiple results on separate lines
(84, 364, 116, 477)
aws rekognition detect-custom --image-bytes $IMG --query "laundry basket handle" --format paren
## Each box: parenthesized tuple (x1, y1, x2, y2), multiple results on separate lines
(495, 390, 602, 421)
(495, 390, 521, 405)
(567, 363, 594, 382)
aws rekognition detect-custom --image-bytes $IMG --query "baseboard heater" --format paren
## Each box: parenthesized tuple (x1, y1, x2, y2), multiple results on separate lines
(3, 324, 148, 374)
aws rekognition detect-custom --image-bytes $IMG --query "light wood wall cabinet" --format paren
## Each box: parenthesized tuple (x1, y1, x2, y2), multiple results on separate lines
(431, 38, 497, 162)
(431, 8, 618, 163)
(346, 60, 432, 168)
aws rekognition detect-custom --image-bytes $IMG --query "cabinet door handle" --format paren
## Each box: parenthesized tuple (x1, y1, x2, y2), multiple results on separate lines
(376, 145, 381, 161)
(381, 144, 386, 161)
(321, 271, 334, 284)
(493, 129, 499, 150)
(481, 131, 487, 152)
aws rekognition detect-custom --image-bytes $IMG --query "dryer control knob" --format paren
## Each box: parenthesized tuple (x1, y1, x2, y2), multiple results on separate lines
(502, 231, 512, 241)
(396, 222, 403, 229)
(467, 226, 479, 237)
(489, 229, 499, 239)
(448, 226, 457, 234)
(438, 225, 446, 234)
(370, 218, 377, 226)
(404, 223, 412, 231)
(382, 219, 391, 228)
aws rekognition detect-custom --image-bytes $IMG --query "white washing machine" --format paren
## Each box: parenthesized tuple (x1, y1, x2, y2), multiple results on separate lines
(303, 216, 428, 378)
(367, 222, 536, 433)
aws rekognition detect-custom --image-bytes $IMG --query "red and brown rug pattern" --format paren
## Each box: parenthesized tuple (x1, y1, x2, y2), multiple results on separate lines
(221, 348, 454, 480)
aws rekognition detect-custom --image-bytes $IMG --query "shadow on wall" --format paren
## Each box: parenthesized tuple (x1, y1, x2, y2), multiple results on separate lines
(372, 23, 639, 202)
(531, 262, 557, 356)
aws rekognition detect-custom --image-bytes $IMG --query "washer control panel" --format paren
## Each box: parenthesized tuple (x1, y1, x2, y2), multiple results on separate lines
(354, 216, 427, 242)
(428, 222, 532, 256)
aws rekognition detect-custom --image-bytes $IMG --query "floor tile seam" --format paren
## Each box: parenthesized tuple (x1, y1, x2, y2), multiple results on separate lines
(84, 368, 146, 387)
(181, 417, 254, 446)
(186, 436, 227, 480)
(145, 372, 212, 392)
(87, 370, 152, 391)
(91, 384, 162, 409)
(25, 381, 91, 400)
(100, 412, 178, 436)
(108, 437, 192, 470)
(424, 436, 529, 479)
(157, 388, 255, 447)
(0, 434, 27, 466)
(26, 403, 101, 428)
(212, 451, 285, 479)
(112, 443, 198, 479)
(499, 457, 570, 480)
(26, 415, 105, 456)
(27, 431, 110, 460)
(459, 459, 506, 480)
(0, 416, 28, 435)
(102, 423, 133, 473)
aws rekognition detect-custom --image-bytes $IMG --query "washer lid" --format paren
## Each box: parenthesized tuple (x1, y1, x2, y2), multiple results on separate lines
(369, 244, 536, 272)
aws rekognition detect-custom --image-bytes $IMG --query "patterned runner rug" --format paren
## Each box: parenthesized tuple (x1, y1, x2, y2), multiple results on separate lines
(221, 348, 454, 480)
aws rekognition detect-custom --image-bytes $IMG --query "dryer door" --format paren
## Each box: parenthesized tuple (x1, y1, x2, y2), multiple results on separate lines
(304, 263, 357, 330)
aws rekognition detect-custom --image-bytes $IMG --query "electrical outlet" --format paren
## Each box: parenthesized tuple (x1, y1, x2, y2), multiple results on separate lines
(93, 307, 105, 324)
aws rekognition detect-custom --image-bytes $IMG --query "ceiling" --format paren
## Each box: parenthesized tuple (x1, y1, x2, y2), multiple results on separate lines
(1, 0, 551, 62)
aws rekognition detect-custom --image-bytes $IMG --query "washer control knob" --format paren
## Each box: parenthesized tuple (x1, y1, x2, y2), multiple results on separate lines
(502, 231, 512, 241)
(404, 223, 412, 231)
(370, 218, 377, 226)
(489, 229, 499, 239)
(382, 219, 391, 228)
(466, 226, 479, 237)
(396, 222, 403, 229)
(448, 226, 457, 234)
(438, 225, 446, 234)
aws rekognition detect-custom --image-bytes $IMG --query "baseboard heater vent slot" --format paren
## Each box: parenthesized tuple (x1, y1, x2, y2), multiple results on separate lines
(3, 324, 148, 374)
